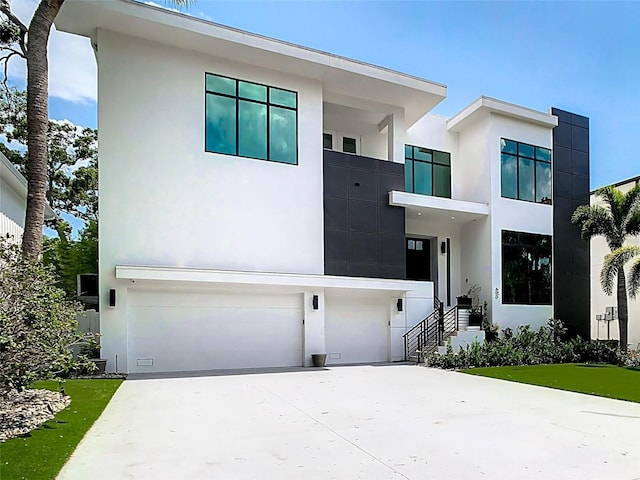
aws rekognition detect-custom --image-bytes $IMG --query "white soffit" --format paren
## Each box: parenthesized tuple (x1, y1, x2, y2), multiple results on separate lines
(447, 96, 558, 133)
(389, 191, 489, 224)
(55, 0, 447, 126)
(115, 265, 426, 294)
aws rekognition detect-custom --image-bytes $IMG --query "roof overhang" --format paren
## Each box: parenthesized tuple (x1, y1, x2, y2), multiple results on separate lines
(0, 152, 56, 220)
(447, 96, 558, 133)
(389, 191, 489, 225)
(55, 0, 447, 126)
(115, 265, 428, 296)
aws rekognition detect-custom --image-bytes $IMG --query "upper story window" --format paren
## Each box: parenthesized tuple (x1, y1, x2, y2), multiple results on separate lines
(323, 131, 360, 155)
(205, 73, 297, 165)
(502, 230, 552, 305)
(500, 139, 551, 204)
(404, 145, 451, 198)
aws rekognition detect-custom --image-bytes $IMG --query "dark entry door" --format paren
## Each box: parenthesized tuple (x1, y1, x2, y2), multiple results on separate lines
(406, 237, 431, 281)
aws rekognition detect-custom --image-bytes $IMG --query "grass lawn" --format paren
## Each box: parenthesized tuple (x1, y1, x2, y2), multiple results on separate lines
(462, 363, 640, 403)
(0, 379, 123, 480)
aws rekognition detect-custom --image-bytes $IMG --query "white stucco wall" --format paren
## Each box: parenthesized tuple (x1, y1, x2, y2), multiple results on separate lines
(487, 114, 554, 331)
(590, 180, 640, 349)
(97, 30, 324, 279)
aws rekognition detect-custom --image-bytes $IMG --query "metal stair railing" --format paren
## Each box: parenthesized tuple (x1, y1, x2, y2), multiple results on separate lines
(403, 297, 462, 360)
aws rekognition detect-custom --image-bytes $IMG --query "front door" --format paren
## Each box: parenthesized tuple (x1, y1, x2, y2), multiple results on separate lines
(406, 237, 431, 281)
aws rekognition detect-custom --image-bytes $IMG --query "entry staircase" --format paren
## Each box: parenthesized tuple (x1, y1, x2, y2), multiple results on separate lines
(403, 296, 473, 362)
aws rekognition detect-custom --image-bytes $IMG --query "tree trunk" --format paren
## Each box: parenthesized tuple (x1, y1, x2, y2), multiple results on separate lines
(21, 0, 65, 262)
(617, 268, 629, 352)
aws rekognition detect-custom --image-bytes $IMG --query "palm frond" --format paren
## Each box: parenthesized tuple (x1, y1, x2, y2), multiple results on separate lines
(601, 246, 640, 295)
(628, 256, 640, 299)
(571, 204, 615, 242)
(594, 186, 625, 231)
(623, 184, 640, 236)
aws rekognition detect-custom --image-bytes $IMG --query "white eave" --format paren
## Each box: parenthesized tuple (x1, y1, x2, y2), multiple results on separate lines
(0, 152, 56, 220)
(389, 191, 489, 224)
(446, 96, 558, 133)
(115, 265, 427, 295)
(54, 0, 447, 126)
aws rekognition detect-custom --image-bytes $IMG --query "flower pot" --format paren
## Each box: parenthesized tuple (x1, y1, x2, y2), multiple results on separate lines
(469, 312, 482, 327)
(91, 359, 107, 374)
(311, 353, 327, 367)
(456, 296, 472, 308)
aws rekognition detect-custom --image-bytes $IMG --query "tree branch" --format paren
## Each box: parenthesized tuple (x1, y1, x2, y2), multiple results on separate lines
(0, 2, 28, 56)
(0, 49, 19, 92)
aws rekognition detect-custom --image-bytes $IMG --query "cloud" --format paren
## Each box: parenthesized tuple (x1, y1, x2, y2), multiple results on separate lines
(6, 0, 96, 104)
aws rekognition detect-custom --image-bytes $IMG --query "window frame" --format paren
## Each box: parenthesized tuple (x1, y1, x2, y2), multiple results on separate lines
(500, 138, 552, 204)
(205, 72, 298, 165)
(404, 144, 451, 198)
(501, 230, 552, 305)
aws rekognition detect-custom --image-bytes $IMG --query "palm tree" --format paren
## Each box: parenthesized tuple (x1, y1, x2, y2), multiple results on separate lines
(0, 0, 193, 261)
(572, 185, 640, 351)
(601, 244, 640, 336)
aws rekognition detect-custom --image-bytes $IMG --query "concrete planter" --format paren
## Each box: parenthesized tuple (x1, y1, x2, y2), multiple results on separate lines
(311, 354, 327, 367)
(91, 359, 107, 374)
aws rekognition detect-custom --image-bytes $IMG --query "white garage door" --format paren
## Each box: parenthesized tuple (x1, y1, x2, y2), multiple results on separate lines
(325, 295, 389, 365)
(127, 289, 303, 373)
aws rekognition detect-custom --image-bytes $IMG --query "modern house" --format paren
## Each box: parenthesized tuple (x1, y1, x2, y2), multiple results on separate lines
(0, 152, 55, 241)
(56, 0, 590, 374)
(590, 176, 640, 350)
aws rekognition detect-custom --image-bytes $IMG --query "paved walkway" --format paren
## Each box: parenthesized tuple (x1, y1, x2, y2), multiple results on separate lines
(57, 365, 640, 479)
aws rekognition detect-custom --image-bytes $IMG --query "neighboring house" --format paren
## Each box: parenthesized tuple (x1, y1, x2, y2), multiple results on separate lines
(0, 152, 55, 241)
(590, 176, 640, 349)
(56, 0, 590, 374)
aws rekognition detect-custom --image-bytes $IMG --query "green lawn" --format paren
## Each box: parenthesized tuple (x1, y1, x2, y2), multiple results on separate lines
(462, 364, 640, 403)
(0, 379, 123, 480)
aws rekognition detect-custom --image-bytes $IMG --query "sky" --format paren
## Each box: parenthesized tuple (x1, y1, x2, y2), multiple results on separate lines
(7, 0, 640, 192)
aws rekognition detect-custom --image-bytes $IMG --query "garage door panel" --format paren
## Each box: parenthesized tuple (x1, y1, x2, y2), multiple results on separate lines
(325, 296, 389, 365)
(127, 291, 303, 373)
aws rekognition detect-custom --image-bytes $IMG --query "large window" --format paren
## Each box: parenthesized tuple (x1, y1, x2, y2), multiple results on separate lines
(502, 230, 552, 305)
(205, 73, 297, 165)
(501, 139, 551, 204)
(404, 145, 451, 198)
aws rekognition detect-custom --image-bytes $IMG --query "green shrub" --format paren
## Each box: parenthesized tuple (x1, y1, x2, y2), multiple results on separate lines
(423, 319, 619, 370)
(0, 237, 92, 395)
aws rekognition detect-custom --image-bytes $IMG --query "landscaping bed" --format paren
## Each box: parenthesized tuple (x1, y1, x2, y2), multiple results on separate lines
(0, 379, 123, 480)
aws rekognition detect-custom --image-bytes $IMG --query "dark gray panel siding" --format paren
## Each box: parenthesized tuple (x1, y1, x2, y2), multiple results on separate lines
(323, 151, 406, 279)
(551, 108, 590, 339)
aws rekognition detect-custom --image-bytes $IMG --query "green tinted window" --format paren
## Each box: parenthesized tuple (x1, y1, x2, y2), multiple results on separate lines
(536, 147, 551, 162)
(501, 154, 518, 199)
(518, 158, 535, 202)
(206, 74, 236, 96)
(269, 106, 297, 164)
(518, 143, 535, 158)
(205, 93, 236, 155)
(405, 145, 413, 158)
(501, 139, 517, 155)
(238, 81, 267, 102)
(269, 88, 296, 108)
(404, 159, 413, 192)
(536, 162, 551, 203)
(502, 230, 552, 305)
(238, 100, 267, 160)
(404, 144, 451, 198)
(205, 73, 297, 165)
(414, 147, 432, 162)
(433, 164, 451, 198)
(501, 138, 552, 204)
(414, 161, 432, 196)
(433, 151, 450, 166)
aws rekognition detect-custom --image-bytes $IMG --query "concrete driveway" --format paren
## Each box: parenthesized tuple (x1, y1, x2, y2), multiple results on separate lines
(57, 365, 640, 479)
